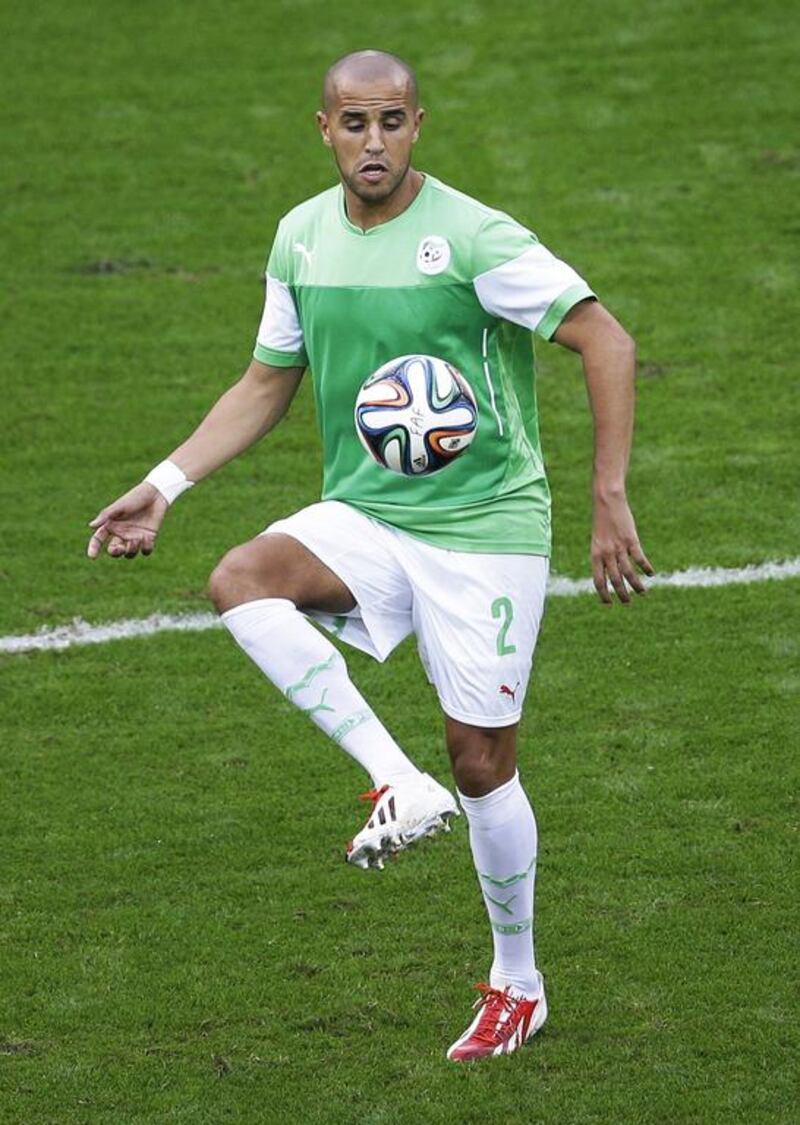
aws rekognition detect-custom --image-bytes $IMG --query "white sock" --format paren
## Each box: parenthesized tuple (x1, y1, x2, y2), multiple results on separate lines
(458, 772, 540, 997)
(221, 598, 419, 786)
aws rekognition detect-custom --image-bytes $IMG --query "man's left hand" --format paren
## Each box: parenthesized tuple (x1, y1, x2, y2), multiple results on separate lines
(591, 489, 654, 604)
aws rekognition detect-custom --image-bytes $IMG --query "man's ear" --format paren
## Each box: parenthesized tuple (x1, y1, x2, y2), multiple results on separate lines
(316, 110, 332, 148)
(412, 107, 425, 144)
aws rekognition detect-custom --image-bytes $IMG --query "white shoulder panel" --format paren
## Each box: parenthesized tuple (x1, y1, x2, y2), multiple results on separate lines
(256, 274, 304, 353)
(473, 244, 586, 332)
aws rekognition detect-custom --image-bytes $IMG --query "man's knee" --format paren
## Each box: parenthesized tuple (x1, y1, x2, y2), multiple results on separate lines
(208, 541, 278, 613)
(446, 719, 517, 797)
(209, 531, 357, 616)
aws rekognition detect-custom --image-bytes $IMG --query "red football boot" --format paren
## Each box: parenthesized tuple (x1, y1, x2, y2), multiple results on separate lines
(447, 978, 547, 1061)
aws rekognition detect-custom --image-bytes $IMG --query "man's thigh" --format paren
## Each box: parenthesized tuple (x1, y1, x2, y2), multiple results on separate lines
(263, 501, 415, 662)
(403, 540, 549, 727)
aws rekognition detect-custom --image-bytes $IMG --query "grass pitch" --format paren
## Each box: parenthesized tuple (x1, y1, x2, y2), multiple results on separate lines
(1, 1, 798, 1122)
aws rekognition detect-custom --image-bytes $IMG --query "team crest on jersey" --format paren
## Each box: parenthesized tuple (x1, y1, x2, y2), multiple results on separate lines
(416, 235, 451, 276)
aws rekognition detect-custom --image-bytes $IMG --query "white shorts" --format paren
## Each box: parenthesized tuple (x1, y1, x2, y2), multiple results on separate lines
(262, 501, 548, 728)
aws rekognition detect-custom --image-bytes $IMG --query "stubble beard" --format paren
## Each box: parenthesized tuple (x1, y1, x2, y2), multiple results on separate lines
(340, 155, 411, 207)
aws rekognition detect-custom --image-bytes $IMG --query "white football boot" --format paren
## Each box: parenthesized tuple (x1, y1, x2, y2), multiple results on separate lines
(447, 975, 548, 1061)
(346, 772, 459, 870)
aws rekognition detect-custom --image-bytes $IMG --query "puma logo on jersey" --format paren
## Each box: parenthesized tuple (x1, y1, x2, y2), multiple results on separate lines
(293, 241, 314, 267)
(499, 681, 520, 703)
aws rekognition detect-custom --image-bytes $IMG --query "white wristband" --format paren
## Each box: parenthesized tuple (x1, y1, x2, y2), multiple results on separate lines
(144, 459, 195, 505)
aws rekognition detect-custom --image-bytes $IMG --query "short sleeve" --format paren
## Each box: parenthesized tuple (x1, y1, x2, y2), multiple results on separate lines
(253, 221, 308, 367)
(472, 213, 595, 340)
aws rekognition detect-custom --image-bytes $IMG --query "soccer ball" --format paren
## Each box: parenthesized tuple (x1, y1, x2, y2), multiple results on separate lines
(354, 354, 478, 476)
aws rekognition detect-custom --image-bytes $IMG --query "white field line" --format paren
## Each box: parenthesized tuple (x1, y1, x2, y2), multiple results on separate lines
(1, 612, 220, 655)
(2, 558, 799, 656)
(546, 557, 800, 596)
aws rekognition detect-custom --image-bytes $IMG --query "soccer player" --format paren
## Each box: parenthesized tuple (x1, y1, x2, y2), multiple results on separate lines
(87, 50, 652, 1061)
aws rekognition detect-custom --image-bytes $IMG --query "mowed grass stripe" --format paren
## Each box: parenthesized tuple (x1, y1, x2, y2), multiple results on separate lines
(2, 558, 799, 655)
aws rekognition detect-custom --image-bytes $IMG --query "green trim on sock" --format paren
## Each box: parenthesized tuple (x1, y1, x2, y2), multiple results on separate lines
(485, 892, 517, 916)
(479, 856, 536, 888)
(285, 654, 336, 703)
(301, 688, 335, 719)
(331, 709, 372, 744)
(491, 916, 532, 935)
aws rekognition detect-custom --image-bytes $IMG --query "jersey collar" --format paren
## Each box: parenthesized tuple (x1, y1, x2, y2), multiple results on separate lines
(338, 173, 429, 236)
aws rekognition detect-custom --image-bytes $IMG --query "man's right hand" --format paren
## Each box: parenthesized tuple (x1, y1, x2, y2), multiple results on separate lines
(84, 359, 306, 562)
(87, 483, 168, 559)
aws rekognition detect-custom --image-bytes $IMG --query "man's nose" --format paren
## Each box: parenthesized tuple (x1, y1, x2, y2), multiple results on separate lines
(365, 124, 385, 153)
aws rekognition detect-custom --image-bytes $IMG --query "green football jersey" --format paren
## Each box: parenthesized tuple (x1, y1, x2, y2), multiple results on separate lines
(254, 174, 594, 555)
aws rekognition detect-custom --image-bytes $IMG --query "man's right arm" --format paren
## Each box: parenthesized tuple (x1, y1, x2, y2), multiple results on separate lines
(167, 358, 305, 482)
(87, 360, 305, 559)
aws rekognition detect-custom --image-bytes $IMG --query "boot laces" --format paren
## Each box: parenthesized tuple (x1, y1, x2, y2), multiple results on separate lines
(470, 983, 520, 1046)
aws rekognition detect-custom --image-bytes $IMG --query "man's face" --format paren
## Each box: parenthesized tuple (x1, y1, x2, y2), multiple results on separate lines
(317, 74, 423, 205)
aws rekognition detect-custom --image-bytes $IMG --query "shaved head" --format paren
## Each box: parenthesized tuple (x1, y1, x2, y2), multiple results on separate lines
(322, 49, 418, 111)
(317, 49, 425, 228)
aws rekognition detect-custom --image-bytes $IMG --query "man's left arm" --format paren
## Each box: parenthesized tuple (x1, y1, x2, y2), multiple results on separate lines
(552, 299, 654, 604)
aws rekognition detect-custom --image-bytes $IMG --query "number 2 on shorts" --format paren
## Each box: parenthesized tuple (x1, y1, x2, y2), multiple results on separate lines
(491, 596, 517, 656)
